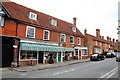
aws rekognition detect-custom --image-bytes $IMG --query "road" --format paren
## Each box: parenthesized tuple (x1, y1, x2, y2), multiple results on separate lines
(2, 58, 120, 79)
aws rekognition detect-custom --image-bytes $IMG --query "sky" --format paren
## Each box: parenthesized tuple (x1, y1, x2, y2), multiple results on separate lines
(8, 0, 119, 40)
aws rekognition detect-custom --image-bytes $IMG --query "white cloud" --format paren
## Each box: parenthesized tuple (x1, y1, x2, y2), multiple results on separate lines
(11, 0, 119, 40)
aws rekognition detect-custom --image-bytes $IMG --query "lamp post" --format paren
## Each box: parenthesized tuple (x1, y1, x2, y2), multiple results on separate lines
(117, 21, 120, 51)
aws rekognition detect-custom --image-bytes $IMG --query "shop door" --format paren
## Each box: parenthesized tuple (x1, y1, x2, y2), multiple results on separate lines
(38, 51, 43, 63)
(58, 53, 61, 62)
(2, 37, 14, 67)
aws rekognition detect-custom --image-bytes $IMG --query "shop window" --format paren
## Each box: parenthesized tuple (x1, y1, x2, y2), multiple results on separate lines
(82, 50, 88, 55)
(26, 26, 36, 38)
(43, 30, 50, 40)
(75, 49, 78, 55)
(70, 36, 74, 44)
(52, 53, 57, 59)
(20, 50, 37, 60)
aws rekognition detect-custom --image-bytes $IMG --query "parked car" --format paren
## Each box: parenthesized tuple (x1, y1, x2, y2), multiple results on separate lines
(116, 52, 120, 62)
(90, 54, 105, 61)
(106, 52, 116, 58)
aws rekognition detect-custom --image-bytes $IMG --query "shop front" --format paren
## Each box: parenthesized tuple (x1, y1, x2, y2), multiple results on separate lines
(74, 47, 88, 60)
(19, 40, 65, 66)
(63, 48, 74, 61)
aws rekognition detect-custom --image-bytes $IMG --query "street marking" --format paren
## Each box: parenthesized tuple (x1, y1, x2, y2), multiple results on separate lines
(52, 68, 78, 76)
(19, 73, 27, 76)
(100, 67, 117, 78)
(107, 72, 116, 78)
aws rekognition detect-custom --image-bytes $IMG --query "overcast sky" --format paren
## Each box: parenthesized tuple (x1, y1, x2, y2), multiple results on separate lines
(10, 0, 119, 40)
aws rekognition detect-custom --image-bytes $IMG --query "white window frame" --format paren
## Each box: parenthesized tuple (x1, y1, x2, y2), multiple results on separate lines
(19, 50, 38, 61)
(82, 49, 88, 56)
(100, 42, 102, 46)
(50, 19, 57, 26)
(0, 16, 5, 27)
(109, 44, 110, 48)
(60, 33, 66, 42)
(105, 44, 107, 47)
(96, 41, 98, 46)
(78, 37, 81, 45)
(43, 30, 50, 40)
(90, 49, 92, 54)
(28, 12, 37, 20)
(26, 26, 36, 38)
(70, 36, 74, 44)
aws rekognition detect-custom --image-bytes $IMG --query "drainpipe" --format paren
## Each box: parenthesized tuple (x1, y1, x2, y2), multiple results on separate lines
(12, 22, 19, 67)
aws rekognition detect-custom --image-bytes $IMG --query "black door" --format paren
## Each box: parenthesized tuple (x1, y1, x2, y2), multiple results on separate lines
(2, 37, 14, 67)
(38, 51, 43, 64)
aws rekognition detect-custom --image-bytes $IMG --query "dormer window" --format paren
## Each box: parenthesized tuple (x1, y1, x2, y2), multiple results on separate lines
(28, 12, 37, 20)
(72, 27, 76, 32)
(50, 19, 57, 26)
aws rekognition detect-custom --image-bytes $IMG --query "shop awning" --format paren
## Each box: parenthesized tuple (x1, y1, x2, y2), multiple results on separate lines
(64, 47, 74, 51)
(20, 43, 74, 52)
(20, 43, 65, 52)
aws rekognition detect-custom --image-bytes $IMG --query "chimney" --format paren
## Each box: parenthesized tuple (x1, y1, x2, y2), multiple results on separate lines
(113, 38, 115, 42)
(107, 36, 109, 41)
(73, 17, 76, 26)
(84, 28, 87, 35)
(109, 37, 111, 41)
(102, 36, 104, 39)
(96, 29, 100, 38)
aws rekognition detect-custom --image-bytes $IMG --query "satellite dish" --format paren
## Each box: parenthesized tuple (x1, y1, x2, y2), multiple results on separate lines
(0, 4, 2, 11)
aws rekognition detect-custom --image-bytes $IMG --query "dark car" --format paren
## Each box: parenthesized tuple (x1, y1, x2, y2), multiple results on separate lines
(116, 52, 120, 62)
(106, 52, 116, 58)
(90, 54, 105, 61)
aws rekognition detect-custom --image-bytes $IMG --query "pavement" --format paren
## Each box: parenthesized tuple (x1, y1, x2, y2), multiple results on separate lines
(1, 58, 90, 72)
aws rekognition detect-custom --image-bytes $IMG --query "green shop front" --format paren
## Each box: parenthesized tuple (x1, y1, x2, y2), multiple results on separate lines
(19, 40, 73, 66)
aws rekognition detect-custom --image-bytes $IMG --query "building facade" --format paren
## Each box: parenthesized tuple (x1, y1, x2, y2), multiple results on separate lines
(84, 29, 118, 57)
(0, 2, 88, 67)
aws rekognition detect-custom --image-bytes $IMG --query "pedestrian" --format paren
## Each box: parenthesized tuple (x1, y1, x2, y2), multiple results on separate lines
(49, 56, 54, 64)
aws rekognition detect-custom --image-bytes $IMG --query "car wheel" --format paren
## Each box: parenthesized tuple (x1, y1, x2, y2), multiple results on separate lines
(98, 58, 100, 61)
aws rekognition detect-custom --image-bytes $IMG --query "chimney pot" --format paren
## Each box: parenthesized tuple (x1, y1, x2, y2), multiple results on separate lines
(96, 29, 100, 38)
(84, 28, 87, 35)
(102, 36, 104, 39)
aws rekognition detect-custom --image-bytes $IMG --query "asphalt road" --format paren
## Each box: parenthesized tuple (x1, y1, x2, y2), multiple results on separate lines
(2, 58, 120, 79)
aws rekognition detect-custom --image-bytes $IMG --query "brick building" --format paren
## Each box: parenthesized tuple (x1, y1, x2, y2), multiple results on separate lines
(0, 2, 88, 67)
(84, 28, 118, 57)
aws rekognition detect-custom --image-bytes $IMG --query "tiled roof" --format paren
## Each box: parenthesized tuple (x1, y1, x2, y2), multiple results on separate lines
(2, 2, 84, 37)
(86, 33, 109, 43)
